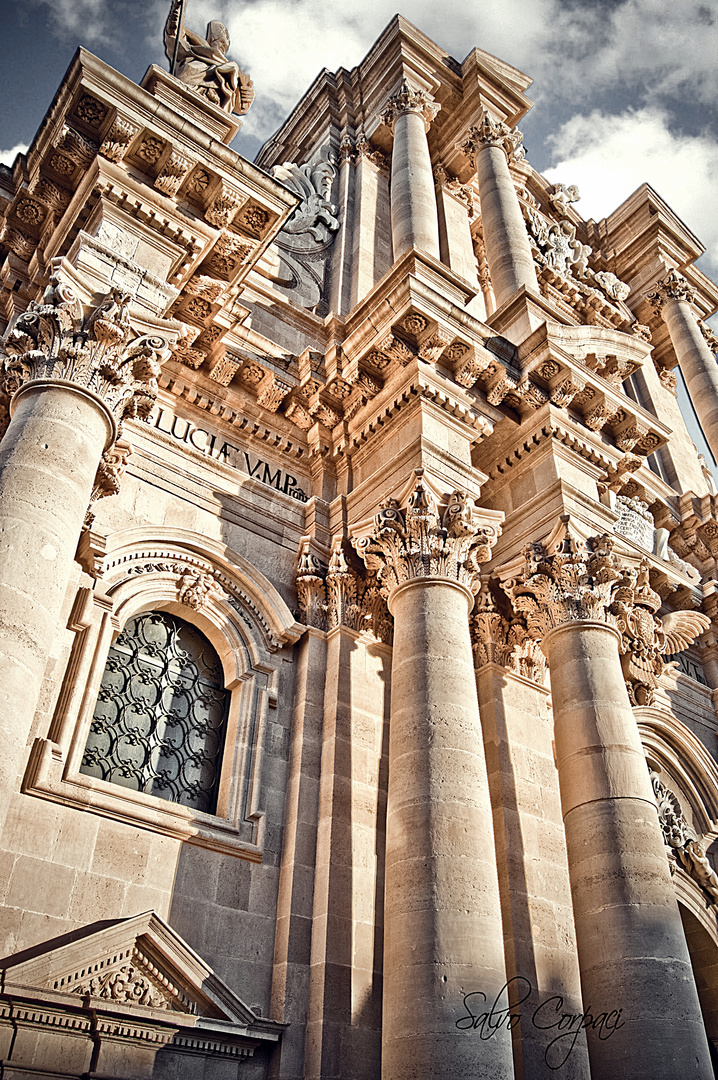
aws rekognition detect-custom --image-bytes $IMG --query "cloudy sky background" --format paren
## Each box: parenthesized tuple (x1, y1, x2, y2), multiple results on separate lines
(1, 0, 717, 287)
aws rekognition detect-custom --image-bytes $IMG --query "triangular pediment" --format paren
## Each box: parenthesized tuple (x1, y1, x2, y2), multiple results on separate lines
(0, 910, 263, 1029)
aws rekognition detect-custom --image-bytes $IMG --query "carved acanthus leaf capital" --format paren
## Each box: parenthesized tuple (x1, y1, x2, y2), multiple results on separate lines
(295, 536, 392, 642)
(458, 111, 525, 165)
(499, 517, 710, 705)
(351, 471, 502, 599)
(381, 80, 440, 133)
(647, 269, 696, 314)
(1, 265, 169, 440)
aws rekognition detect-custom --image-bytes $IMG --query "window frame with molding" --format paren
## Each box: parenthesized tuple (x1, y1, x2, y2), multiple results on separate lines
(23, 527, 304, 861)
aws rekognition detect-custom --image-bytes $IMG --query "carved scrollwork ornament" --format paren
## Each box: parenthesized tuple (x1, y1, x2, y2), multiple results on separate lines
(0, 265, 169, 437)
(351, 472, 501, 599)
(295, 536, 392, 643)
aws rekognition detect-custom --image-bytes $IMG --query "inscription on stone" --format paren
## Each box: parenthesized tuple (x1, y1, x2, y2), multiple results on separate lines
(152, 406, 308, 501)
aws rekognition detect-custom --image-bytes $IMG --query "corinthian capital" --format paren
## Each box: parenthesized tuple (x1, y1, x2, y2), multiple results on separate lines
(381, 79, 440, 133)
(1, 266, 169, 442)
(498, 516, 709, 705)
(351, 470, 502, 599)
(458, 111, 525, 165)
(646, 269, 696, 314)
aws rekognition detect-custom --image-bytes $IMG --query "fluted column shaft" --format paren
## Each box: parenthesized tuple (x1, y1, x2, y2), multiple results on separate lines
(384, 577, 514, 1080)
(663, 298, 718, 457)
(382, 82, 441, 260)
(544, 620, 711, 1080)
(0, 383, 112, 827)
(460, 115, 538, 307)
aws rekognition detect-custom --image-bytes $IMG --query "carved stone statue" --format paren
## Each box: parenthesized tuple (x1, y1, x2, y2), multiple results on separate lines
(164, 0, 254, 116)
(679, 840, 718, 905)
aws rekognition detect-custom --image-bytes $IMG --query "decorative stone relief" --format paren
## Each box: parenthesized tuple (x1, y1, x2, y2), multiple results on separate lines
(647, 269, 696, 313)
(699, 321, 718, 352)
(0, 267, 168, 435)
(381, 79, 440, 133)
(155, 149, 193, 197)
(352, 471, 500, 597)
(524, 208, 592, 278)
(164, 0, 254, 116)
(470, 582, 548, 685)
(206, 231, 254, 277)
(433, 163, 477, 218)
(205, 182, 245, 228)
(499, 517, 709, 706)
(614, 494, 655, 551)
(458, 111, 525, 164)
(85, 438, 133, 527)
(268, 158, 340, 313)
(99, 116, 139, 163)
(177, 568, 222, 610)
(548, 183, 580, 216)
(650, 771, 718, 904)
(72, 962, 173, 1009)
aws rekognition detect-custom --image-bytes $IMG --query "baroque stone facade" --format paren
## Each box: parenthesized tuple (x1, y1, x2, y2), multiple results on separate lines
(0, 13, 717, 1080)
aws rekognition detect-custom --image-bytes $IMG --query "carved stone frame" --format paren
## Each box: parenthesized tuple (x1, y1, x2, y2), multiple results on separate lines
(23, 528, 304, 860)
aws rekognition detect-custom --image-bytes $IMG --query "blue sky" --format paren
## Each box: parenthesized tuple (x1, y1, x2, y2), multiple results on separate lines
(1, 0, 717, 287)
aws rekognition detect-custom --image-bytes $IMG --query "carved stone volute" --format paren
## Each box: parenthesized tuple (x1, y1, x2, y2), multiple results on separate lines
(458, 111, 525, 165)
(647, 269, 696, 314)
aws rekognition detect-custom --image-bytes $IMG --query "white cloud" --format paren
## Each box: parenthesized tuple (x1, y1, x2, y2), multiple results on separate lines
(544, 108, 718, 278)
(31, 0, 112, 45)
(0, 144, 28, 167)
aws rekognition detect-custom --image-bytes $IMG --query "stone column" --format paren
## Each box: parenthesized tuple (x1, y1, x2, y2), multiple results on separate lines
(353, 474, 514, 1080)
(0, 269, 165, 834)
(459, 113, 538, 307)
(648, 269, 718, 460)
(381, 80, 441, 261)
(500, 520, 713, 1080)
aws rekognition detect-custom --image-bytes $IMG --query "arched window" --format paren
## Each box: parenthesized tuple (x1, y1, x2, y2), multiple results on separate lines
(80, 611, 229, 814)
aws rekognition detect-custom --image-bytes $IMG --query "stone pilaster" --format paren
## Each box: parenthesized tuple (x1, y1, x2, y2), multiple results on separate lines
(647, 269, 718, 459)
(381, 80, 441, 260)
(352, 473, 513, 1080)
(459, 112, 538, 307)
(498, 518, 712, 1080)
(0, 266, 167, 834)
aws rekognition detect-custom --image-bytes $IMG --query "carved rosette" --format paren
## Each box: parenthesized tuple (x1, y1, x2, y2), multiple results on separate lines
(381, 80, 440, 133)
(499, 517, 710, 705)
(458, 111, 525, 165)
(647, 269, 696, 315)
(351, 472, 501, 601)
(0, 268, 169, 439)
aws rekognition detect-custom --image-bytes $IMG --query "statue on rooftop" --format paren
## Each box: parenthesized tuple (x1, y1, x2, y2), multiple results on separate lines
(164, 0, 254, 116)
